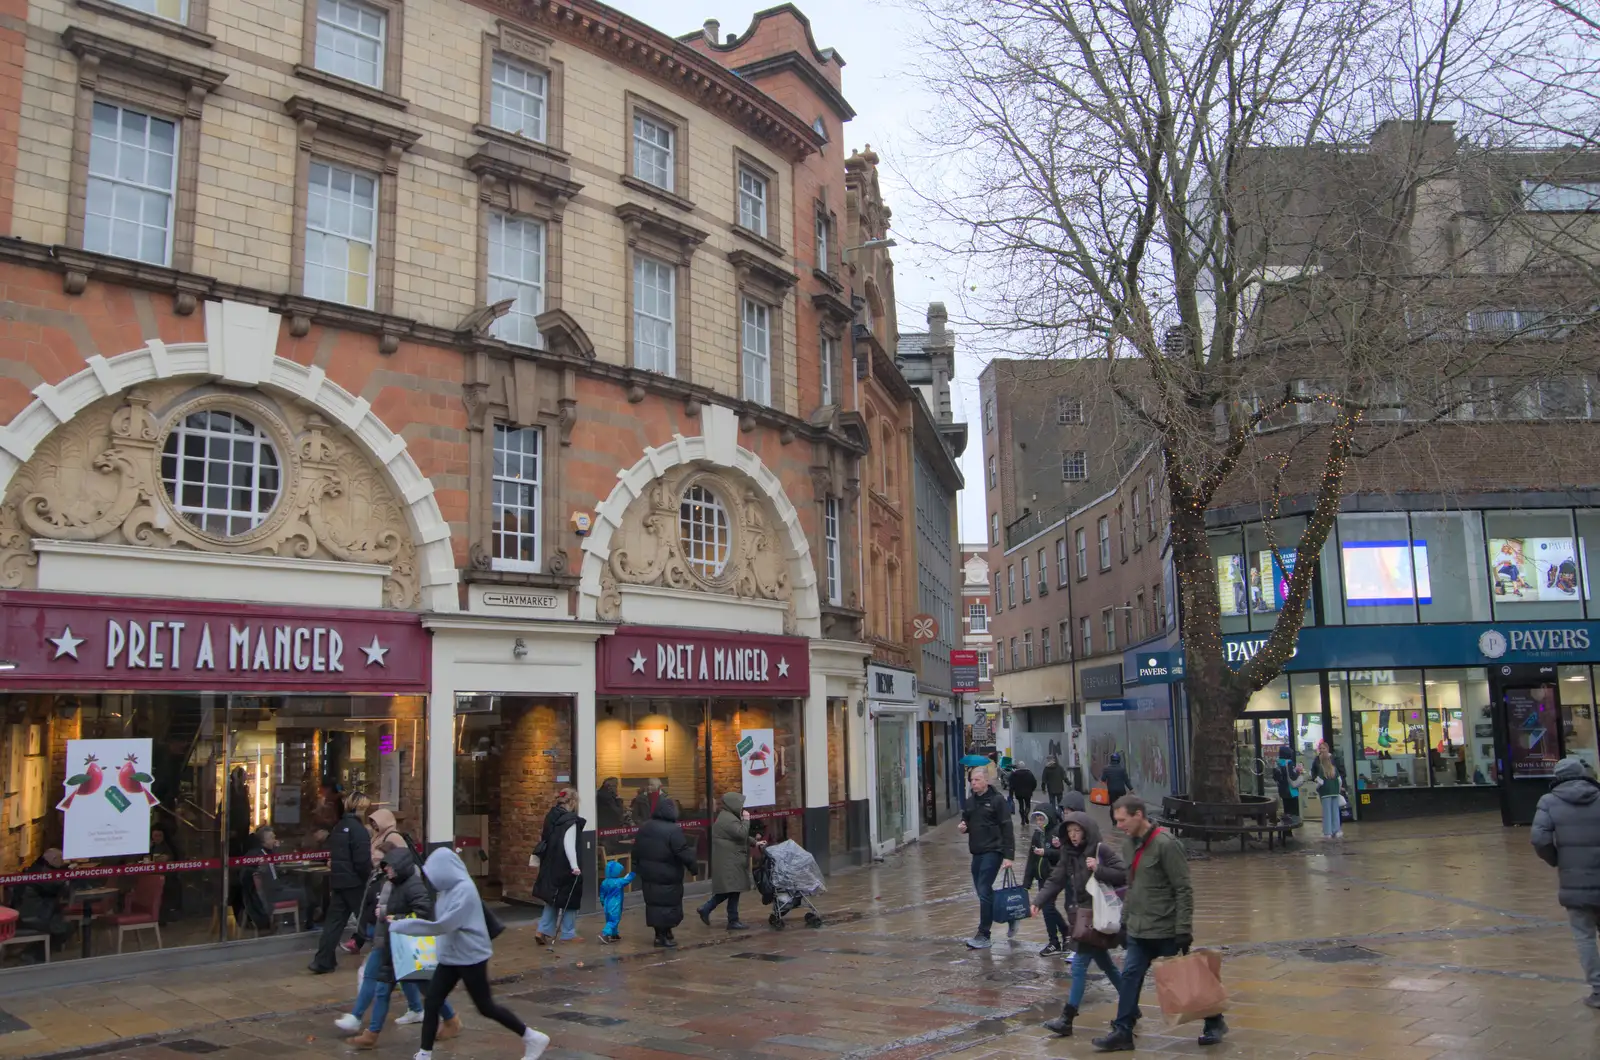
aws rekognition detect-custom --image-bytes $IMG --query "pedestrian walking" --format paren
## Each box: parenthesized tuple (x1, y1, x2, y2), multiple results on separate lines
(1010, 761, 1037, 827)
(597, 859, 636, 943)
(1023, 805, 1068, 956)
(1100, 753, 1133, 803)
(532, 790, 584, 945)
(344, 807, 408, 956)
(310, 792, 374, 974)
(389, 848, 548, 1060)
(1092, 795, 1226, 1051)
(1272, 745, 1303, 824)
(698, 792, 759, 930)
(1062, 788, 1088, 814)
(958, 767, 1016, 950)
(1034, 810, 1127, 1036)
(634, 797, 696, 948)
(1310, 741, 1345, 839)
(1531, 755, 1600, 1008)
(334, 846, 459, 1048)
(1042, 756, 1068, 811)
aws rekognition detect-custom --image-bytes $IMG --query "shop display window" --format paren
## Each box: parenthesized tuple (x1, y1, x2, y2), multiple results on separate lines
(1245, 675, 1290, 713)
(1576, 511, 1600, 619)
(710, 700, 802, 850)
(1485, 509, 1583, 621)
(1422, 669, 1494, 786)
(595, 698, 710, 885)
(1347, 670, 1427, 788)
(1559, 666, 1599, 776)
(1336, 514, 1423, 625)
(1208, 530, 1248, 636)
(1411, 512, 1491, 623)
(1243, 519, 1314, 631)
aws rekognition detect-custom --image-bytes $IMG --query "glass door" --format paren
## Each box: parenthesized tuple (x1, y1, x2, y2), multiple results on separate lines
(1233, 718, 1262, 797)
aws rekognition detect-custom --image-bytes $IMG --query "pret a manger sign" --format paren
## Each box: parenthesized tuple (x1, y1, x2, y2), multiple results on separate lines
(0, 590, 430, 691)
(598, 625, 811, 696)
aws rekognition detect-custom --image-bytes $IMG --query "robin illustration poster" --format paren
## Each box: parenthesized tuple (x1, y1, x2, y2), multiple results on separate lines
(58, 738, 159, 859)
(739, 728, 776, 807)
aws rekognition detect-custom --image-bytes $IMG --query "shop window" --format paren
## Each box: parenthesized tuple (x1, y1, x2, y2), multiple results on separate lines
(1288, 673, 1324, 763)
(1424, 669, 1495, 786)
(490, 424, 541, 572)
(1242, 519, 1313, 631)
(1245, 675, 1290, 713)
(1336, 513, 1423, 626)
(1485, 509, 1584, 621)
(1561, 665, 1600, 775)
(1579, 511, 1600, 619)
(679, 485, 731, 579)
(1209, 529, 1248, 636)
(1408, 511, 1490, 623)
(594, 699, 711, 882)
(161, 409, 282, 537)
(1349, 670, 1428, 789)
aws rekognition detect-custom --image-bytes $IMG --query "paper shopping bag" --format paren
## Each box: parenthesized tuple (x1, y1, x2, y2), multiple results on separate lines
(389, 931, 439, 982)
(1151, 948, 1228, 1027)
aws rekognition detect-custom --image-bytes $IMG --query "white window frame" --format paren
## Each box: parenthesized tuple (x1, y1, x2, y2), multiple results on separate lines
(1057, 396, 1084, 424)
(680, 484, 731, 578)
(1059, 621, 1070, 660)
(1097, 516, 1111, 570)
(968, 601, 988, 634)
(976, 650, 990, 682)
(1062, 450, 1088, 481)
(1075, 527, 1088, 577)
(487, 212, 545, 348)
(990, 513, 999, 545)
(633, 114, 675, 192)
(820, 333, 836, 406)
(1040, 628, 1051, 665)
(987, 456, 996, 489)
(738, 165, 768, 236)
(490, 423, 542, 573)
(984, 399, 995, 433)
(1023, 630, 1034, 667)
(1056, 537, 1068, 585)
(490, 55, 549, 143)
(1021, 557, 1032, 602)
(1103, 608, 1116, 651)
(314, 0, 387, 89)
(815, 211, 828, 271)
(1080, 616, 1092, 657)
(1007, 565, 1016, 608)
(304, 160, 378, 308)
(116, 0, 188, 22)
(741, 298, 772, 404)
(85, 100, 178, 268)
(632, 253, 676, 375)
(161, 410, 280, 537)
(823, 496, 841, 605)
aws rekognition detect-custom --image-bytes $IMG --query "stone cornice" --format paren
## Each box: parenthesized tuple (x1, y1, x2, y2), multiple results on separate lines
(61, 26, 228, 93)
(469, 0, 824, 161)
(0, 238, 867, 458)
(732, 53, 855, 122)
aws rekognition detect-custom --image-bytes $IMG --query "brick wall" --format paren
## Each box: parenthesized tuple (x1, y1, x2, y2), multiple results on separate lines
(489, 698, 575, 898)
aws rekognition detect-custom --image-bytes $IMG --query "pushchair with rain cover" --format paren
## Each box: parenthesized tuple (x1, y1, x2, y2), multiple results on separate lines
(755, 839, 825, 929)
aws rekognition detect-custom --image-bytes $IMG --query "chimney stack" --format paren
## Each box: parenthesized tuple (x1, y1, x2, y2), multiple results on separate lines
(703, 18, 720, 43)
(928, 302, 948, 344)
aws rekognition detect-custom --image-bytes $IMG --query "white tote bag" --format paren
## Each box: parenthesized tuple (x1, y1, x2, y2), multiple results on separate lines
(1087, 874, 1123, 934)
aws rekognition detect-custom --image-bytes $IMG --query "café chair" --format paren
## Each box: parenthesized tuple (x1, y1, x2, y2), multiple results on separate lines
(114, 876, 165, 953)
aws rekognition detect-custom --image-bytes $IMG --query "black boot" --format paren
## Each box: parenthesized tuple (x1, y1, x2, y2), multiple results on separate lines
(1092, 1027, 1135, 1052)
(1042, 1003, 1077, 1036)
(1198, 1017, 1229, 1046)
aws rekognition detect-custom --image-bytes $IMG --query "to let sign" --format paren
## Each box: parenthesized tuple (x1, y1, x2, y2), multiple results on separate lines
(597, 626, 810, 696)
(951, 649, 980, 692)
(0, 590, 430, 692)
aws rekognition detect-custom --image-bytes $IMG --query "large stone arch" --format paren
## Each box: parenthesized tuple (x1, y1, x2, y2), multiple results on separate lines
(0, 300, 458, 611)
(577, 404, 821, 637)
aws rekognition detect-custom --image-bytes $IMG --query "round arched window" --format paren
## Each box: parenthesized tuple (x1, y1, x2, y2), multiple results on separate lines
(679, 484, 731, 578)
(160, 409, 281, 537)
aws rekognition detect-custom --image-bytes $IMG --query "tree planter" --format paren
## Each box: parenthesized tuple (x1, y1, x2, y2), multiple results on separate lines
(1158, 794, 1296, 853)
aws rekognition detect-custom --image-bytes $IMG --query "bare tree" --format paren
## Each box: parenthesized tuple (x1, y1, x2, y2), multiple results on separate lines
(910, 0, 1600, 801)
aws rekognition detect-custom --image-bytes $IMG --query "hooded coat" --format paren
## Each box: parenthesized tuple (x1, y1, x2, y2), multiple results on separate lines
(1023, 804, 1061, 889)
(710, 792, 755, 894)
(633, 798, 697, 929)
(372, 845, 432, 984)
(1036, 810, 1128, 918)
(1532, 756, 1600, 909)
(389, 848, 493, 966)
(367, 808, 403, 864)
(1041, 760, 1068, 795)
(1061, 789, 1087, 814)
(1101, 756, 1132, 798)
(532, 804, 585, 910)
(599, 859, 637, 926)
(1010, 766, 1037, 807)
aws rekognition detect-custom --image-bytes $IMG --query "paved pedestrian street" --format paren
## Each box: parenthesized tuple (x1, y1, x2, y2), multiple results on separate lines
(0, 812, 1596, 1060)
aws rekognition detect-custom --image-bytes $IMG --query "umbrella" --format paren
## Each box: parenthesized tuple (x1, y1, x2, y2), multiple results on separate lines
(960, 754, 992, 768)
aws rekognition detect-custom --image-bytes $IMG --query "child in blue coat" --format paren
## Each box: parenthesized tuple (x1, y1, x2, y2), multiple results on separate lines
(597, 858, 636, 943)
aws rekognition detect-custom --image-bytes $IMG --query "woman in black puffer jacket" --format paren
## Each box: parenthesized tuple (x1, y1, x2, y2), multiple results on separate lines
(632, 798, 697, 948)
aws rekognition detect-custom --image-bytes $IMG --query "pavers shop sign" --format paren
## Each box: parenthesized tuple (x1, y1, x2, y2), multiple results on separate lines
(598, 626, 810, 696)
(0, 590, 430, 691)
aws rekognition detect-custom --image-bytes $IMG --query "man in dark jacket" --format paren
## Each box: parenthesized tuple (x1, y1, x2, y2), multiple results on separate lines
(958, 768, 1015, 950)
(1010, 761, 1038, 827)
(1042, 756, 1069, 810)
(1532, 755, 1600, 1007)
(1101, 753, 1133, 802)
(634, 798, 697, 948)
(1093, 795, 1225, 1051)
(310, 804, 373, 973)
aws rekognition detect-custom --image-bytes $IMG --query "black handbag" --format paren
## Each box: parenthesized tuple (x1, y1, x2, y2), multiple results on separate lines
(481, 899, 505, 940)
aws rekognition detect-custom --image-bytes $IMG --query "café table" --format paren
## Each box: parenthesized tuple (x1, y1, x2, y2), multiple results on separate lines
(69, 885, 120, 959)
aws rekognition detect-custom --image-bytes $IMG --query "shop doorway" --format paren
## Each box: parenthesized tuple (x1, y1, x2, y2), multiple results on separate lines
(1233, 715, 1290, 798)
(1489, 664, 1565, 826)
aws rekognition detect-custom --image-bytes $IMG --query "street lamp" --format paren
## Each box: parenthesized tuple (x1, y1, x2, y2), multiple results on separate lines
(844, 238, 897, 252)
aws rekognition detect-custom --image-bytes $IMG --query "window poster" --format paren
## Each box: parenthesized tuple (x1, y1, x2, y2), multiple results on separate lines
(1251, 548, 1298, 612)
(738, 728, 776, 807)
(1216, 555, 1247, 616)
(57, 737, 159, 859)
(1491, 537, 1579, 601)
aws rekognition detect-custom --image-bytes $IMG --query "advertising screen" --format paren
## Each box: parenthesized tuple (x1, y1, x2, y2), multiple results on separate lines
(1342, 540, 1432, 606)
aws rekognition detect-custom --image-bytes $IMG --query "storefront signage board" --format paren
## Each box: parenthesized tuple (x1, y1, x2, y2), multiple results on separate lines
(0, 590, 430, 692)
(740, 728, 776, 807)
(597, 626, 810, 696)
(1134, 649, 1186, 684)
(1223, 620, 1600, 673)
(868, 664, 918, 703)
(1099, 698, 1135, 712)
(1081, 664, 1124, 699)
(950, 650, 980, 692)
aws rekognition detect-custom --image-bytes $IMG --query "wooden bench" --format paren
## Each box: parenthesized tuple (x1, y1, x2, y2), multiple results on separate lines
(1155, 796, 1299, 852)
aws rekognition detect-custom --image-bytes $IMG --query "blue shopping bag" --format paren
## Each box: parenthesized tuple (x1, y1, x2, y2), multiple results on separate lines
(992, 868, 1031, 923)
(389, 930, 439, 982)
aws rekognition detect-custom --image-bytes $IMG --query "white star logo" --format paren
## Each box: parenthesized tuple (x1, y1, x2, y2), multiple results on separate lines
(49, 627, 84, 660)
(629, 650, 646, 673)
(777, 656, 790, 677)
(361, 636, 389, 667)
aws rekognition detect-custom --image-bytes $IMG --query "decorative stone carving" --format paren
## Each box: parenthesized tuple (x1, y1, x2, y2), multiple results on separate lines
(0, 381, 420, 607)
(596, 463, 793, 624)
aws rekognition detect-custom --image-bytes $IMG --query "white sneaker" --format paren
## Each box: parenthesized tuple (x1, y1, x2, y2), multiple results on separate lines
(522, 1028, 551, 1059)
(412, 1052, 432, 1060)
(334, 1014, 361, 1033)
(394, 1010, 424, 1026)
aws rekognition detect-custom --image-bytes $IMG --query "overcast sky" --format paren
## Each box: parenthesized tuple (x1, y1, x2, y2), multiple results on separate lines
(608, 0, 992, 543)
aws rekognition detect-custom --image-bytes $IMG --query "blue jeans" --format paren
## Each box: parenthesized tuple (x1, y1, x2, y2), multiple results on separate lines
(1114, 936, 1223, 1035)
(1067, 943, 1124, 1009)
(538, 903, 578, 940)
(699, 892, 742, 923)
(970, 852, 1003, 938)
(1321, 793, 1342, 836)
(355, 946, 454, 1032)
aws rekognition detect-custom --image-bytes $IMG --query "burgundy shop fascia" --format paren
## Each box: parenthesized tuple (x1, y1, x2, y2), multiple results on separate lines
(0, 589, 430, 962)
